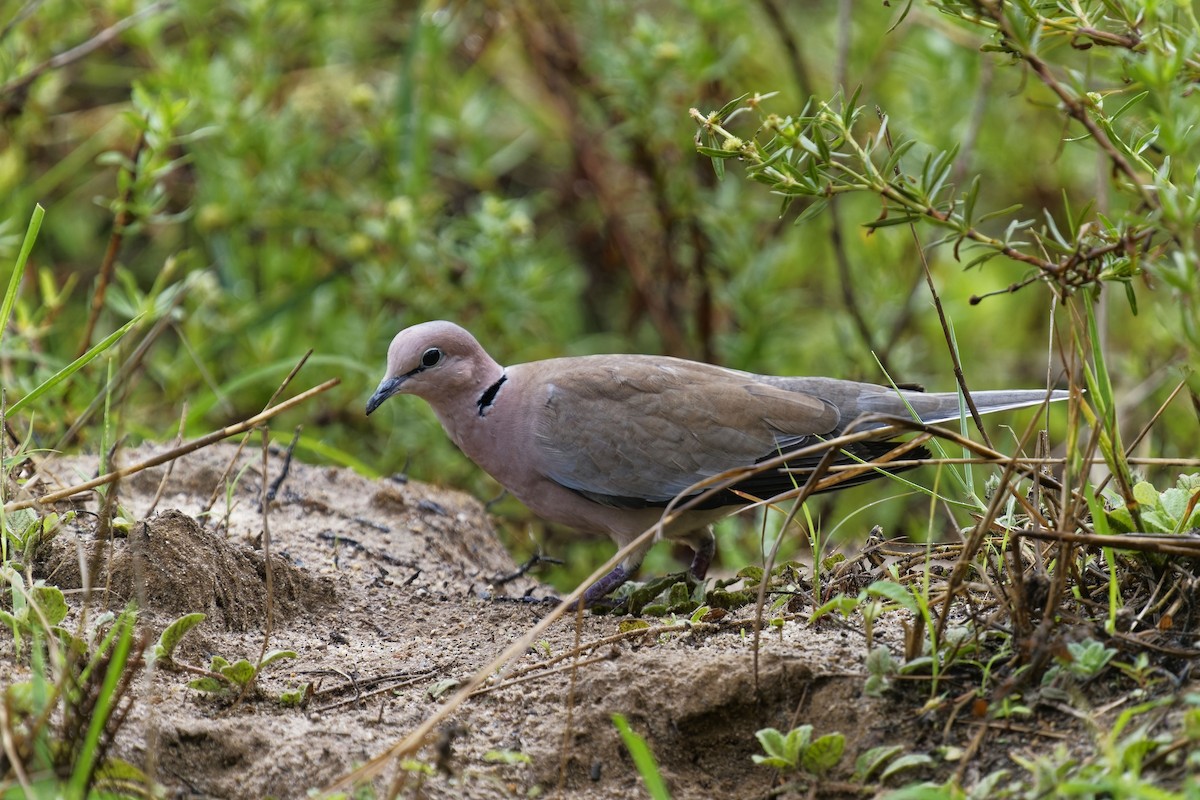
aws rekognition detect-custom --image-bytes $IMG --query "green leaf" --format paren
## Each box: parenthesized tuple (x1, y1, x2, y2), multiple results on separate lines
(8, 313, 145, 415)
(754, 727, 790, 762)
(1158, 487, 1187, 524)
(1105, 505, 1136, 533)
(618, 619, 651, 633)
(898, 656, 936, 675)
(260, 649, 298, 668)
(713, 93, 749, 122)
(220, 658, 257, 686)
(883, 782, 960, 800)
(751, 754, 795, 770)
(810, 595, 859, 624)
(1132, 481, 1159, 507)
(695, 145, 742, 159)
(802, 733, 845, 775)
(4, 681, 35, 716)
(736, 565, 765, 583)
(93, 756, 153, 790)
(68, 611, 138, 797)
(863, 580, 918, 614)
(0, 204, 44, 353)
(31, 584, 68, 626)
(154, 612, 207, 662)
(853, 745, 903, 782)
(428, 678, 461, 700)
(880, 753, 934, 781)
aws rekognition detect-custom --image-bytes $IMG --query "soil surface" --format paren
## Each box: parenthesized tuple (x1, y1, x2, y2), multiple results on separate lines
(3, 443, 1170, 798)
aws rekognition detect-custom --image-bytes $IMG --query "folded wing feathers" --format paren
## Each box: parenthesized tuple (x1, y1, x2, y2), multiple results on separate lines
(531, 358, 1067, 510)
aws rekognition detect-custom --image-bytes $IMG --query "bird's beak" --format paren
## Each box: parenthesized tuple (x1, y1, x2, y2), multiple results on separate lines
(366, 375, 405, 415)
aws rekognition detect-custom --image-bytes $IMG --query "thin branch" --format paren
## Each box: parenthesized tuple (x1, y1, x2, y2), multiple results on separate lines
(77, 129, 146, 359)
(0, 1, 174, 99)
(3, 378, 339, 514)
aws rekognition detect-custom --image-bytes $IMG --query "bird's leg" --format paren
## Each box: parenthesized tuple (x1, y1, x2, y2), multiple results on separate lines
(581, 564, 634, 607)
(579, 539, 654, 608)
(686, 528, 716, 580)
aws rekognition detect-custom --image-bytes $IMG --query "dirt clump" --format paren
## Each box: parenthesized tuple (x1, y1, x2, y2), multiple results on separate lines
(36, 509, 334, 630)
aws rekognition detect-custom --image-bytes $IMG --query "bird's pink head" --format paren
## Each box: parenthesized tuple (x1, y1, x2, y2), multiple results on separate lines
(365, 321, 499, 415)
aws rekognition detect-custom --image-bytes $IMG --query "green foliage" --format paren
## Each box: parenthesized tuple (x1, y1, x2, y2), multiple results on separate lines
(0, 0, 1194, 600)
(150, 613, 297, 699)
(1057, 639, 1118, 682)
(2, 4, 1199, 795)
(752, 725, 846, 777)
(186, 650, 297, 696)
(865, 644, 898, 698)
(0, 570, 67, 650)
(426, 678, 461, 702)
(1107, 475, 1200, 535)
(0, 605, 155, 797)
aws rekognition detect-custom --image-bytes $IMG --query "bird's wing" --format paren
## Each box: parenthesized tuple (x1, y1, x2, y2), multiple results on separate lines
(523, 356, 842, 508)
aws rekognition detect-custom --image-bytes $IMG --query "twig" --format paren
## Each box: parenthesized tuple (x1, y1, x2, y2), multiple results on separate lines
(57, 281, 189, 450)
(490, 553, 564, 586)
(77, 129, 146, 359)
(878, 105, 993, 448)
(266, 426, 302, 503)
(313, 673, 434, 714)
(1013, 527, 1200, 558)
(0, 0, 46, 44)
(977, 0, 1155, 209)
(144, 402, 188, 517)
(3, 378, 339, 514)
(200, 350, 313, 517)
(0, 1, 174, 99)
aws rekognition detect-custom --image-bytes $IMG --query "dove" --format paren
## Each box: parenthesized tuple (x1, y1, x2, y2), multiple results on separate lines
(366, 321, 1065, 605)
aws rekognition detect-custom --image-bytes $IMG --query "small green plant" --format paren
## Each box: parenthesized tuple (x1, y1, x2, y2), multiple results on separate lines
(0, 604, 154, 796)
(1059, 639, 1117, 681)
(427, 678, 461, 701)
(752, 725, 845, 778)
(152, 612, 297, 699)
(186, 650, 298, 696)
(0, 569, 68, 649)
(1105, 474, 1200, 535)
(1112, 653, 1169, 694)
(865, 645, 898, 698)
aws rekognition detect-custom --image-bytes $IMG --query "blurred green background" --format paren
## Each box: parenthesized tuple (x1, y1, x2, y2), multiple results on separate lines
(2, 1, 1194, 588)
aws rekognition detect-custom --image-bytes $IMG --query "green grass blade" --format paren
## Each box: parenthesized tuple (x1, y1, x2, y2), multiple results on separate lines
(613, 713, 671, 800)
(7, 313, 144, 416)
(67, 610, 137, 797)
(0, 204, 44, 352)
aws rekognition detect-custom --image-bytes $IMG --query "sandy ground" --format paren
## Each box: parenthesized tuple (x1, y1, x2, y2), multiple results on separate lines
(4, 442, 1180, 798)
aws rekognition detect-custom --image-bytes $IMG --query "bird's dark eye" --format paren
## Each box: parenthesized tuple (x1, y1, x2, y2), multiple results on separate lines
(421, 347, 443, 368)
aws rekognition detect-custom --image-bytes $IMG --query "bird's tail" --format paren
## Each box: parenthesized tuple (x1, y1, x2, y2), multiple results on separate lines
(867, 388, 1071, 429)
